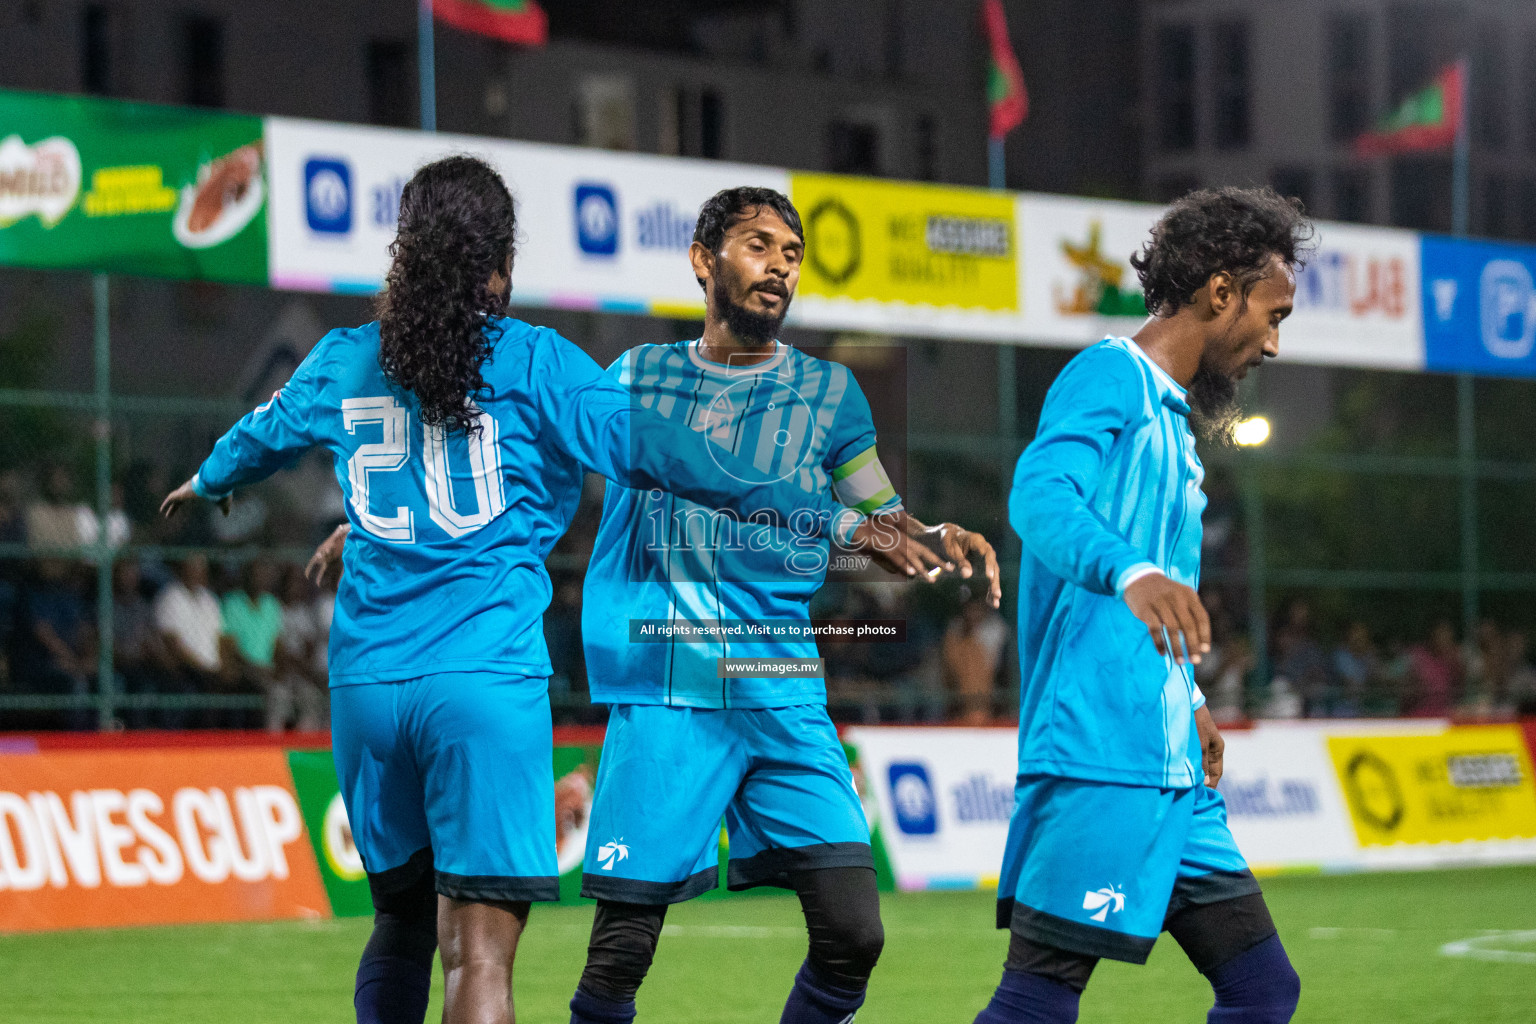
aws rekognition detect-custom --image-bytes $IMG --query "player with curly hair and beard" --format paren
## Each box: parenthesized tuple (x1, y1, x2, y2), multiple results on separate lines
(161, 157, 928, 1024)
(972, 187, 1312, 1024)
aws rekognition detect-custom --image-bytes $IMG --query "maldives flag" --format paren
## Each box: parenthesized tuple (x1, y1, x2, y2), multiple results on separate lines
(1355, 61, 1464, 156)
(982, 0, 1027, 140)
(433, 0, 547, 47)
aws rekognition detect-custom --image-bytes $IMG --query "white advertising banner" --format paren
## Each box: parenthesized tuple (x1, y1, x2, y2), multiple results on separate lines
(1286, 221, 1424, 370)
(847, 726, 1017, 891)
(1217, 724, 1358, 871)
(264, 116, 786, 314)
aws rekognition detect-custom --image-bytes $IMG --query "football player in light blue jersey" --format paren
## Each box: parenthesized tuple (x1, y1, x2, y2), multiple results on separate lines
(972, 188, 1312, 1024)
(567, 188, 1000, 1024)
(162, 158, 894, 1024)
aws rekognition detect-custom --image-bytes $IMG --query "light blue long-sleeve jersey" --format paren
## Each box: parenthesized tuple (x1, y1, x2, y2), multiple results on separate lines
(582, 340, 902, 709)
(1009, 337, 1207, 789)
(193, 318, 849, 687)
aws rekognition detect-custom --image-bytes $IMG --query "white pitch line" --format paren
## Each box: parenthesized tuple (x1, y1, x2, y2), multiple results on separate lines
(1439, 931, 1536, 965)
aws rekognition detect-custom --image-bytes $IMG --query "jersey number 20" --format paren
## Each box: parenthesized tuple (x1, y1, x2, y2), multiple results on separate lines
(341, 396, 506, 542)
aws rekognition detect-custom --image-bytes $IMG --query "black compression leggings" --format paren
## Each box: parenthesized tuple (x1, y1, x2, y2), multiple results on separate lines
(577, 866, 884, 1002)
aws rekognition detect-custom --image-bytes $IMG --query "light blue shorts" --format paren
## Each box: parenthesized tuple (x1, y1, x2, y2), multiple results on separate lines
(997, 775, 1258, 963)
(581, 703, 872, 903)
(330, 672, 558, 903)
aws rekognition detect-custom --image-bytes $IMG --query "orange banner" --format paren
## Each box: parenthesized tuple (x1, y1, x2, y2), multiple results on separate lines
(0, 749, 329, 932)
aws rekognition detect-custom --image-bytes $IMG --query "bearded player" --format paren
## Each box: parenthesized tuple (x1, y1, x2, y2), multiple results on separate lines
(564, 187, 1000, 1024)
(972, 187, 1311, 1024)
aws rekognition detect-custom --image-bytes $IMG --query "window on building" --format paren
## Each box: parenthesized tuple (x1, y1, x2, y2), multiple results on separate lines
(1334, 167, 1373, 223)
(827, 119, 882, 176)
(81, 4, 113, 96)
(181, 15, 224, 108)
(1211, 21, 1251, 150)
(1473, 25, 1507, 151)
(1480, 173, 1511, 239)
(1327, 13, 1372, 141)
(366, 40, 412, 127)
(700, 88, 723, 159)
(1272, 167, 1315, 212)
(914, 114, 938, 182)
(1155, 23, 1197, 152)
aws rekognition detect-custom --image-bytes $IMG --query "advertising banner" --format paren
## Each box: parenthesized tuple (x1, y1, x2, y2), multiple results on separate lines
(1421, 235, 1536, 377)
(1328, 724, 1536, 849)
(1016, 193, 1157, 346)
(846, 727, 1016, 891)
(264, 116, 785, 314)
(1216, 725, 1361, 871)
(0, 89, 267, 284)
(0, 749, 328, 933)
(789, 174, 1025, 340)
(1287, 221, 1423, 369)
(286, 750, 371, 917)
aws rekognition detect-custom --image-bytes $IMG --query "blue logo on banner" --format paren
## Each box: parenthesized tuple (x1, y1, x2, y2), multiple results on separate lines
(1422, 236, 1536, 377)
(304, 158, 352, 235)
(888, 762, 938, 835)
(575, 183, 619, 256)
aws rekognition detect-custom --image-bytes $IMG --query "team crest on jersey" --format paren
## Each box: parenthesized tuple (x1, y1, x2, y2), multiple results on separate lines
(694, 393, 737, 441)
(597, 838, 630, 871)
(1082, 884, 1125, 923)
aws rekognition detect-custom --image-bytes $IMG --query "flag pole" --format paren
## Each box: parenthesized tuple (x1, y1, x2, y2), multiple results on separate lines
(419, 0, 437, 131)
(988, 137, 1006, 190)
(1451, 57, 1469, 237)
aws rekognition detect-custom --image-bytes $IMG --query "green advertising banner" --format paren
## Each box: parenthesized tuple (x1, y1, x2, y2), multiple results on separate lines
(0, 89, 267, 284)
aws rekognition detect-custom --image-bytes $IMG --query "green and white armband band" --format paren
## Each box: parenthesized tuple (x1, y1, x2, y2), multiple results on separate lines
(831, 445, 900, 515)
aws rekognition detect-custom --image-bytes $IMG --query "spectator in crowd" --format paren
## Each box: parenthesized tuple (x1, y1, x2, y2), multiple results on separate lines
(273, 566, 327, 732)
(0, 468, 24, 546)
(18, 559, 95, 729)
(111, 559, 179, 729)
(76, 482, 131, 558)
(1466, 619, 1512, 718)
(1198, 635, 1254, 725)
(1329, 621, 1381, 718)
(1407, 619, 1463, 717)
(25, 465, 86, 551)
(1272, 598, 1329, 716)
(221, 559, 285, 730)
(154, 553, 231, 726)
(942, 591, 1008, 724)
(1507, 630, 1536, 717)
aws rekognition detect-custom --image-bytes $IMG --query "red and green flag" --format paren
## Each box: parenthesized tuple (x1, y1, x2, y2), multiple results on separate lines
(433, 0, 547, 47)
(1355, 60, 1464, 156)
(982, 0, 1028, 140)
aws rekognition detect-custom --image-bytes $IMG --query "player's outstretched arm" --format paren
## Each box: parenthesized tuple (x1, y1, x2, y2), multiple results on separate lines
(531, 332, 848, 536)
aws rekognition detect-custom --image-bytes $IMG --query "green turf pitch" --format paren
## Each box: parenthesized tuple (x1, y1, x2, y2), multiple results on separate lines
(3, 866, 1534, 1023)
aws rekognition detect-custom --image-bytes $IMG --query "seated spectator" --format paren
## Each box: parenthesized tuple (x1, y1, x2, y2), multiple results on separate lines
(154, 554, 232, 726)
(112, 559, 179, 729)
(1272, 598, 1329, 716)
(1407, 619, 1463, 717)
(1330, 621, 1380, 718)
(26, 465, 87, 552)
(1508, 630, 1536, 717)
(1199, 634, 1253, 725)
(1465, 619, 1511, 719)
(273, 566, 327, 732)
(17, 559, 95, 730)
(222, 559, 285, 730)
(942, 593, 1008, 725)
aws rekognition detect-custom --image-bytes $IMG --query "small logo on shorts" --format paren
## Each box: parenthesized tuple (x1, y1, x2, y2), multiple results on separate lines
(1082, 885, 1125, 923)
(597, 838, 630, 871)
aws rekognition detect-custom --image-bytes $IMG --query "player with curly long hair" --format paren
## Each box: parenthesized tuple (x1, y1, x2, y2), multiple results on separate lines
(162, 156, 927, 1024)
(973, 187, 1312, 1024)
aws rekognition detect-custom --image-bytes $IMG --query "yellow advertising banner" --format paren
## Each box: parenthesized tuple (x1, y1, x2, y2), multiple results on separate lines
(1327, 726, 1536, 847)
(790, 173, 1018, 312)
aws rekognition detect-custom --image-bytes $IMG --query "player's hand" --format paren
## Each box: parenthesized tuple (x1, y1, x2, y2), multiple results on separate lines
(852, 513, 947, 581)
(926, 523, 1001, 609)
(305, 523, 351, 588)
(1195, 704, 1224, 789)
(159, 477, 231, 518)
(1122, 572, 1210, 665)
